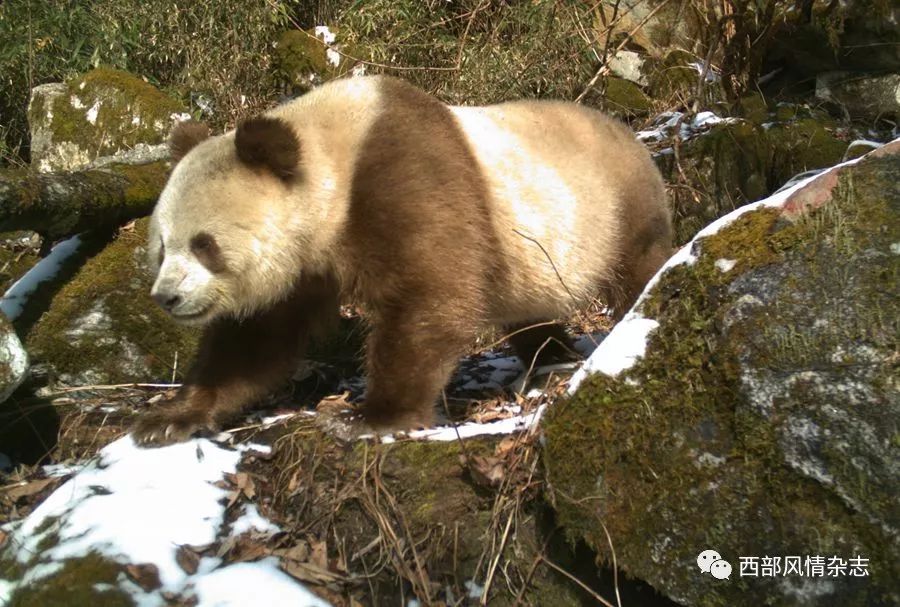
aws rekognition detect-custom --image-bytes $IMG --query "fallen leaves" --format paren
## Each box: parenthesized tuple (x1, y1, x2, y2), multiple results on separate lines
(1, 477, 60, 503)
(124, 562, 161, 592)
(175, 545, 200, 575)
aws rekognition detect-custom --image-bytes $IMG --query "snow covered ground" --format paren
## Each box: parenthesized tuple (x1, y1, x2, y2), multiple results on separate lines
(0, 436, 329, 607)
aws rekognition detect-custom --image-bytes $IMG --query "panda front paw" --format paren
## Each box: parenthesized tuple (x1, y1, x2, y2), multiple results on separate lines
(131, 406, 217, 447)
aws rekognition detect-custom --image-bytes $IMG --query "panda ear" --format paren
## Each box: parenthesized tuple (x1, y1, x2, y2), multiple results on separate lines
(234, 116, 300, 182)
(169, 120, 210, 163)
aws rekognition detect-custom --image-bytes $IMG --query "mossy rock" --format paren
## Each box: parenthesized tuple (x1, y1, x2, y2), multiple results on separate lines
(27, 69, 187, 173)
(543, 146, 900, 606)
(658, 113, 849, 245)
(25, 218, 199, 386)
(274, 27, 361, 93)
(603, 76, 652, 117)
(0, 231, 41, 293)
(2, 551, 134, 607)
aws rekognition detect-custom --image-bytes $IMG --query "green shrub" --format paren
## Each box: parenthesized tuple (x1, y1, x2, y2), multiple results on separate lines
(0, 0, 304, 167)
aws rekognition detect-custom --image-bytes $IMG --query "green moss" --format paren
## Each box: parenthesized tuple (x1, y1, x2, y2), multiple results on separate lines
(768, 117, 848, 184)
(31, 68, 185, 165)
(736, 92, 769, 123)
(543, 153, 899, 605)
(602, 77, 651, 116)
(376, 439, 494, 529)
(7, 552, 133, 607)
(0, 232, 40, 293)
(25, 218, 199, 384)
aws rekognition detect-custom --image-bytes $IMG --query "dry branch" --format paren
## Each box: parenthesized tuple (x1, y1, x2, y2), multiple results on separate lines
(0, 161, 168, 239)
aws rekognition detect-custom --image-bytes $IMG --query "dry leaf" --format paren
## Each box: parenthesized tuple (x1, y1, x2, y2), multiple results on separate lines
(216, 535, 237, 558)
(464, 455, 505, 487)
(124, 563, 161, 591)
(272, 541, 310, 562)
(309, 538, 328, 570)
(281, 560, 343, 585)
(495, 435, 519, 457)
(234, 472, 256, 500)
(230, 536, 269, 563)
(2, 478, 58, 502)
(175, 545, 200, 575)
(472, 408, 512, 424)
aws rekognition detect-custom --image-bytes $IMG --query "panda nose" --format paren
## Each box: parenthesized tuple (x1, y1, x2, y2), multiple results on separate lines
(152, 291, 182, 311)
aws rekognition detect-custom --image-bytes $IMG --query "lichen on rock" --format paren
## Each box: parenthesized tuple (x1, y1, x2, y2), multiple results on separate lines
(25, 218, 198, 386)
(27, 69, 188, 173)
(543, 145, 899, 606)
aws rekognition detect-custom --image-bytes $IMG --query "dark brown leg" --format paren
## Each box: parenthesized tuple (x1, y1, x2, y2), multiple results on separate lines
(132, 275, 339, 446)
(360, 298, 478, 431)
(506, 322, 579, 368)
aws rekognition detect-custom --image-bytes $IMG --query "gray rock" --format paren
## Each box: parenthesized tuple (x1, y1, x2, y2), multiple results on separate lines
(543, 141, 900, 606)
(0, 314, 28, 402)
(27, 68, 188, 173)
(816, 72, 900, 120)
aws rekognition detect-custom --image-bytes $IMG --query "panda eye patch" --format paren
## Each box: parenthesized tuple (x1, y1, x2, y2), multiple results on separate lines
(190, 232, 226, 273)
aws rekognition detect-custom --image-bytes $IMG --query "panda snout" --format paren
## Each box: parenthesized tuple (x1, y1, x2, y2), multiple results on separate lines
(152, 290, 182, 311)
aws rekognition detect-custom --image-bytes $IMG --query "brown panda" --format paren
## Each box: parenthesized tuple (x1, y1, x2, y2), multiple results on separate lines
(132, 75, 671, 446)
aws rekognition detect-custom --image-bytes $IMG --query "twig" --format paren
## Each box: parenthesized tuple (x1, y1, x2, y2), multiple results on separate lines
(541, 556, 616, 607)
(48, 382, 181, 394)
(575, 0, 675, 103)
(600, 521, 622, 607)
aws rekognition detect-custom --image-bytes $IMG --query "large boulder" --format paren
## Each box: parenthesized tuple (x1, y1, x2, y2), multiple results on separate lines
(27, 69, 188, 173)
(543, 142, 899, 606)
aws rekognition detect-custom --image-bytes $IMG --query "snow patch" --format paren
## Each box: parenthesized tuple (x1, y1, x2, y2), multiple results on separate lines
(189, 559, 330, 606)
(0, 235, 82, 321)
(2, 435, 326, 605)
(231, 504, 280, 536)
(567, 315, 659, 392)
(715, 258, 737, 273)
(374, 405, 546, 444)
(86, 101, 100, 125)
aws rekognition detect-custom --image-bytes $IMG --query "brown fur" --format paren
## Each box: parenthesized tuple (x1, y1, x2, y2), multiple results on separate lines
(234, 116, 301, 182)
(169, 121, 210, 163)
(133, 273, 339, 443)
(133, 77, 671, 446)
(190, 232, 227, 274)
(334, 78, 504, 428)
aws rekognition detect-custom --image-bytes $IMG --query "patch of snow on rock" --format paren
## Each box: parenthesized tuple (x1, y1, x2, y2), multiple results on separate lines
(0, 235, 82, 321)
(86, 101, 100, 125)
(567, 315, 659, 392)
(715, 258, 737, 273)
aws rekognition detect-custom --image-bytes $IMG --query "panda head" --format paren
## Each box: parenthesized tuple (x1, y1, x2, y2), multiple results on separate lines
(149, 116, 305, 325)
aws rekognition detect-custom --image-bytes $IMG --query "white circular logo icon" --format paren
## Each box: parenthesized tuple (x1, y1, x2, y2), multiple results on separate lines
(697, 549, 731, 580)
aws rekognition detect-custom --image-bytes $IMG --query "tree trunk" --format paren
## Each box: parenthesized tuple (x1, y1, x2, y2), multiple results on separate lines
(0, 162, 167, 240)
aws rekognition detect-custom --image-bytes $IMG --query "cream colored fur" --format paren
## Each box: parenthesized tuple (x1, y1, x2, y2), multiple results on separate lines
(150, 76, 663, 327)
(451, 101, 663, 323)
(149, 78, 383, 322)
